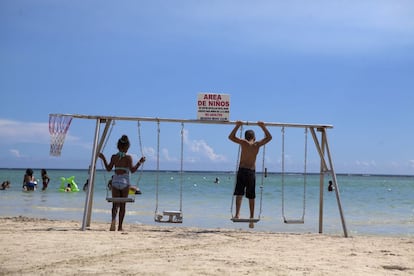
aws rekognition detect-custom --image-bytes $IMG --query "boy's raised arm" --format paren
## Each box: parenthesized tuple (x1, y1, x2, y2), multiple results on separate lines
(257, 121, 272, 145)
(228, 121, 243, 143)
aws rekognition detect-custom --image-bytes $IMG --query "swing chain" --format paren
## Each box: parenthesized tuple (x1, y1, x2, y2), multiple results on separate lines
(135, 121, 144, 186)
(230, 125, 243, 217)
(281, 127, 286, 218)
(281, 126, 308, 223)
(302, 127, 308, 218)
(100, 120, 115, 173)
(180, 122, 184, 212)
(137, 121, 144, 157)
(155, 120, 160, 216)
(101, 120, 115, 200)
(258, 143, 266, 218)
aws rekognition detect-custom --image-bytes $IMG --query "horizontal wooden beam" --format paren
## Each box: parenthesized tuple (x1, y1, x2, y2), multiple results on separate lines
(50, 113, 333, 129)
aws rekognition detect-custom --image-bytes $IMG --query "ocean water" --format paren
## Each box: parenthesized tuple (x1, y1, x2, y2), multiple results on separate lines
(0, 169, 413, 237)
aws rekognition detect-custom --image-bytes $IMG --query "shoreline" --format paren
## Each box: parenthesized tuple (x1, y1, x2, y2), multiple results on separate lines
(0, 216, 413, 275)
(2, 168, 414, 178)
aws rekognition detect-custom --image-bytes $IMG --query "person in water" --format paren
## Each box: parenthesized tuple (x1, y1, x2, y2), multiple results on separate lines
(0, 180, 10, 190)
(41, 169, 50, 191)
(83, 166, 91, 192)
(23, 168, 37, 191)
(65, 183, 72, 192)
(83, 179, 89, 191)
(228, 121, 272, 228)
(99, 134, 146, 231)
(328, 180, 334, 192)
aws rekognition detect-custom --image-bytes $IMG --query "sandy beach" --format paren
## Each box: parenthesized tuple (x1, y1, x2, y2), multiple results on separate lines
(0, 217, 413, 275)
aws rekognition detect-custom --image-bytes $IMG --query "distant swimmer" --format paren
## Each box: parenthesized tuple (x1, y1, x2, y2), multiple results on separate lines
(83, 179, 89, 191)
(214, 177, 219, 184)
(328, 180, 334, 192)
(83, 166, 91, 192)
(0, 180, 10, 190)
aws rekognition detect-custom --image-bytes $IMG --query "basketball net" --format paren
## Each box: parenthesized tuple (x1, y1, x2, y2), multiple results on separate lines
(49, 115, 73, 156)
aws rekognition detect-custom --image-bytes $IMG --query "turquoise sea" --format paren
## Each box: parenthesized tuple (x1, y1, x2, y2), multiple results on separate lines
(0, 168, 413, 237)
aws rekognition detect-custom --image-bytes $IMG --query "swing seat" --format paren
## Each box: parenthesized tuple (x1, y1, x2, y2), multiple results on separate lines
(155, 210, 183, 223)
(231, 218, 260, 223)
(283, 218, 304, 224)
(106, 197, 135, 203)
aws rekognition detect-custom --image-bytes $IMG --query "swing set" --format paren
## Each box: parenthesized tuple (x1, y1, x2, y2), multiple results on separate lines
(49, 114, 348, 237)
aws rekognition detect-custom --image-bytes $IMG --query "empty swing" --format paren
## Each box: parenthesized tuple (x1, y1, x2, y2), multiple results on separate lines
(154, 122, 184, 223)
(281, 127, 308, 224)
(230, 125, 266, 224)
(103, 120, 144, 203)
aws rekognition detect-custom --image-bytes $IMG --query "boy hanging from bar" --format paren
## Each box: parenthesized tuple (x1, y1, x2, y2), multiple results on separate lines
(228, 121, 272, 228)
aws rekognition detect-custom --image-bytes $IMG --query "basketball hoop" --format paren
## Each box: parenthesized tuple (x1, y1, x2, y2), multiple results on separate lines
(49, 114, 73, 156)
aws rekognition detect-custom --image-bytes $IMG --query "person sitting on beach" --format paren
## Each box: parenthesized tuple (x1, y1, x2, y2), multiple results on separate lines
(228, 121, 272, 229)
(99, 134, 146, 231)
(23, 168, 37, 191)
(0, 180, 10, 190)
(41, 169, 50, 191)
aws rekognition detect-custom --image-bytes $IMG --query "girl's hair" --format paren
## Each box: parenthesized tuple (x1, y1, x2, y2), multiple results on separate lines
(26, 168, 33, 176)
(245, 130, 255, 141)
(41, 169, 47, 175)
(117, 135, 130, 151)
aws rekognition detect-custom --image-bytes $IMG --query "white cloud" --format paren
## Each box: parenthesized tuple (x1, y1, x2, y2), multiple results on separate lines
(182, 129, 226, 162)
(162, 148, 176, 162)
(355, 160, 377, 167)
(190, 140, 226, 161)
(142, 146, 156, 161)
(9, 149, 23, 158)
(0, 119, 49, 143)
(0, 118, 78, 145)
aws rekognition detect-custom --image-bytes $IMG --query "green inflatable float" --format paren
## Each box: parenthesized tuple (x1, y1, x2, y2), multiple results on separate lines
(59, 176, 80, 192)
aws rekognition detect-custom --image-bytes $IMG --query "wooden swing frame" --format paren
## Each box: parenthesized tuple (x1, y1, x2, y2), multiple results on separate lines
(48, 114, 348, 237)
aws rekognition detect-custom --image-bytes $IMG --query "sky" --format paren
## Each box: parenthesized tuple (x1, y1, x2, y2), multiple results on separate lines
(1, 0, 414, 175)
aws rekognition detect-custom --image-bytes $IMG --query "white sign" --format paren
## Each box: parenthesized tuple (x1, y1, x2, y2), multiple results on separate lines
(197, 93, 230, 121)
